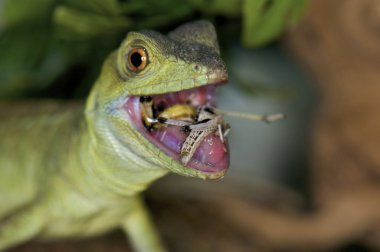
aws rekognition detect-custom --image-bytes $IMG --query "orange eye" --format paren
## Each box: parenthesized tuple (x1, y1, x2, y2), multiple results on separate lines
(127, 47, 148, 72)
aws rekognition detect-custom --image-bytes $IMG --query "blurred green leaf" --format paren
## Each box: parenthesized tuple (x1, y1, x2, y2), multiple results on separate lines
(1, 0, 55, 27)
(242, 0, 307, 47)
(0, 24, 50, 97)
(53, 6, 131, 38)
(188, 0, 242, 17)
(61, 0, 123, 15)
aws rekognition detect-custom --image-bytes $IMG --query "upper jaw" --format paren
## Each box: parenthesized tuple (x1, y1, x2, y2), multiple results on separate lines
(126, 71, 228, 96)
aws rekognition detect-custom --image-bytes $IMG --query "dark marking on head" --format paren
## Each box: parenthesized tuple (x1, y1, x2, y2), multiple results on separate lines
(168, 20, 220, 54)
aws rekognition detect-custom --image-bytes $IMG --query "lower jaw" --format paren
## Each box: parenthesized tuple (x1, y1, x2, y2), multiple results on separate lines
(150, 123, 229, 173)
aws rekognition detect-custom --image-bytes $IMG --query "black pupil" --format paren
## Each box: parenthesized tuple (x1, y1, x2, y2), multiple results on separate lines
(130, 52, 143, 67)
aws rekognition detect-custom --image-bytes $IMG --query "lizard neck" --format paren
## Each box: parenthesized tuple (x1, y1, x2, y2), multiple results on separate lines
(63, 109, 168, 201)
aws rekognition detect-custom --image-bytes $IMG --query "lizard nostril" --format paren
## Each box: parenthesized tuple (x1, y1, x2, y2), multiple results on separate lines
(193, 64, 201, 73)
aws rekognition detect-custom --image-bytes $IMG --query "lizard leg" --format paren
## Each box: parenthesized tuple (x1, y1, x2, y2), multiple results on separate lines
(121, 197, 167, 252)
(0, 203, 45, 251)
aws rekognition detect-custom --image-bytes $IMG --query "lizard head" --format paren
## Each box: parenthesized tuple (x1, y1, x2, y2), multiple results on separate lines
(87, 21, 229, 180)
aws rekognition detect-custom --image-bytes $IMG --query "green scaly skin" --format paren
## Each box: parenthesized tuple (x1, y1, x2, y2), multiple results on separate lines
(0, 21, 228, 252)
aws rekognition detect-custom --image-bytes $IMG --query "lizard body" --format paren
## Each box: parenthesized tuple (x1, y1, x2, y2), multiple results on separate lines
(0, 21, 229, 251)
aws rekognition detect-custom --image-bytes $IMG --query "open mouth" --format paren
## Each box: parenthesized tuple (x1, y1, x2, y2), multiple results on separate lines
(125, 83, 229, 175)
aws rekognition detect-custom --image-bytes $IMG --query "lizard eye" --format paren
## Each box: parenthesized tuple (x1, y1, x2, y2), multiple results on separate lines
(127, 47, 148, 72)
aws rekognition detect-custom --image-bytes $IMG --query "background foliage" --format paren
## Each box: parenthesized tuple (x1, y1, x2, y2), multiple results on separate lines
(0, 0, 305, 98)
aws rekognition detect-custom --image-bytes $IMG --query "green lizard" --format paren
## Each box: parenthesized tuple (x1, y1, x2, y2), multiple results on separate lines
(0, 20, 229, 252)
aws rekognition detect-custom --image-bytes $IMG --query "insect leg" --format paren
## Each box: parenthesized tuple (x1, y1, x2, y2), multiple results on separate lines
(218, 124, 224, 143)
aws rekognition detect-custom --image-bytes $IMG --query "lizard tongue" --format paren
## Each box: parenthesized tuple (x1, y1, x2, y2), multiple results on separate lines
(151, 126, 229, 173)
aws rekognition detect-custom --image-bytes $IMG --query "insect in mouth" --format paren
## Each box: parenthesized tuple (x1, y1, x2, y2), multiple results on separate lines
(139, 96, 284, 166)
(140, 96, 196, 130)
(179, 105, 230, 165)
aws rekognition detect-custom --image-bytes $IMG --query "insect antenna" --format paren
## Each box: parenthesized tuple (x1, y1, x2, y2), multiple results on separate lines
(214, 109, 285, 123)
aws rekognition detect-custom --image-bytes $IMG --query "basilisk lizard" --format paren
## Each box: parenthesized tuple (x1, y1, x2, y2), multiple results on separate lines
(0, 21, 230, 252)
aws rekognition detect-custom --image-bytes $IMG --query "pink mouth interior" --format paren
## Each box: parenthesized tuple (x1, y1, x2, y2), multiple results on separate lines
(125, 85, 229, 174)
